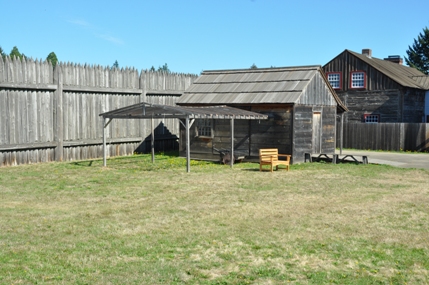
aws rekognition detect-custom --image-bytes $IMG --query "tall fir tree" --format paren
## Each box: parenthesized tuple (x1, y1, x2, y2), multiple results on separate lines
(46, 52, 58, 67)
(0, 46, 5, 58)
(405, 27, 429, 75)
(158, 63, 170, 73)
(10, 46, 25, 60)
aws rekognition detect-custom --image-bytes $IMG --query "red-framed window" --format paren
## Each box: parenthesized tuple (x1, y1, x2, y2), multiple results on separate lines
(350, 71, 366, 89)
(364, 114, 379, 123)
(327, 72, 342, 89)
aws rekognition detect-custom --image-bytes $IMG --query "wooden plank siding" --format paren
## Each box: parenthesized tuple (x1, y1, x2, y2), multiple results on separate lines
(336, 122, 429, 152)
(250, 105, 292, 157)
(321, 106, 337, 153)
(324, 50, 426, 123)
(0, 56, 197, 166)
(292, 105, 337, 163)
(324, 51, 402, 91)
(341, 90, 401, 122)
(292, 105, 313, 163)
(298, 72, 338, 106)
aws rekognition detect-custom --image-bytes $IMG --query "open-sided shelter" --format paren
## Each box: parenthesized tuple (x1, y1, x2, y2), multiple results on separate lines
(177, 66, 347, 163)
(99, 102, 268, 172)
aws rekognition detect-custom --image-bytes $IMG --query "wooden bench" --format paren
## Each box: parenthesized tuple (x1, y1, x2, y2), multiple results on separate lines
(304, 153, 338, 164)
(259, 148, 291, 172)
(338, 154, 369, 164)
(304, 152, 369, 165)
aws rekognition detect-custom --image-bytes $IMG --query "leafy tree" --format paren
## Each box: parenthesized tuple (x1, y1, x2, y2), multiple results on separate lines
(10, 46, 25, 60)
(405, 27, 429, 74)
(112, 60, 119, 69)
(250, 63, 257, 69)
(158, 63, 170, 73)
(46, 52, 58, 67)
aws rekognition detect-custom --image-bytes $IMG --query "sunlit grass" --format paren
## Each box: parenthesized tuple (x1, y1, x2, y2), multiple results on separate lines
(1, 153, 428, 284)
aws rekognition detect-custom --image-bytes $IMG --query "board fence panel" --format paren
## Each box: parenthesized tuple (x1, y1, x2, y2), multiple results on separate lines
(0, 56, 198, 166)
(337, 122, 429, 152)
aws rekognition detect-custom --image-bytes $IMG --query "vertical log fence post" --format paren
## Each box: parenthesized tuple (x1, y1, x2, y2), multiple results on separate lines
(54, 64, 64, 161)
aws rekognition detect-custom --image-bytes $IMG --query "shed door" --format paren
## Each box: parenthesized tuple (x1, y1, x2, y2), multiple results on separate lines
(312, 112, 322, 153)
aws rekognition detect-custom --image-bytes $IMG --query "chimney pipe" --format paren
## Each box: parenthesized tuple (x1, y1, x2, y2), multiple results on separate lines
(362, 49, 372, 58)
(384, 55, 403, 65)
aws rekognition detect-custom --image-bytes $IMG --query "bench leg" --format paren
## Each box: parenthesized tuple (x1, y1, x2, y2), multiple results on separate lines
(332, 154, 338, 164)
(362, 156, 368, 164)
(304, 153, 312, 163)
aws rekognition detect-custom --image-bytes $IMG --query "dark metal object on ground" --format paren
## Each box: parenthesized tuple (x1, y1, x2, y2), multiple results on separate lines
(213, 148, 246, 164)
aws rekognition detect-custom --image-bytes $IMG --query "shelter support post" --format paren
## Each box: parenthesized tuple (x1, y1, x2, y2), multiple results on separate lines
(103, 118, 113, 167)
(186, 117, 190, 173)
(230, 118, 234, 168)
(151, 116, 155, 163)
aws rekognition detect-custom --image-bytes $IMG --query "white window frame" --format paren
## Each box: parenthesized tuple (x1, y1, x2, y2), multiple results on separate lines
(327, 72, 341, 89)
(351, 71, 366, 89)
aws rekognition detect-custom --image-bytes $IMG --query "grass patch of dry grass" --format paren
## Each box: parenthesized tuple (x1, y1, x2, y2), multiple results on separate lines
(1, 153, 428, 284)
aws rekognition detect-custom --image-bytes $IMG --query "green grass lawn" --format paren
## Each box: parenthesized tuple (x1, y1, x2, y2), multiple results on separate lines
(1, 153, 428, 284)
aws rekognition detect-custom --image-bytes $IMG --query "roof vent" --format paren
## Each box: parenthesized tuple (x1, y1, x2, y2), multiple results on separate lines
(362, 49, 372, 58)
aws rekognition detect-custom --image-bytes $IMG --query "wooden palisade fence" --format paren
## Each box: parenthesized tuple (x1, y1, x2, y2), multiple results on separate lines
(336, 122, 429, 152)
(0, 56, 198, 166)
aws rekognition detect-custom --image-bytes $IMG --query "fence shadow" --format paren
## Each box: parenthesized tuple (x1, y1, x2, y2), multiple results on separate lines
(135, 122, 179, 153)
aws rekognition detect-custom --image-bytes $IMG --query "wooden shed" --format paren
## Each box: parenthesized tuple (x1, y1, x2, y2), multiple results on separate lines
(177, 66, 347, 163)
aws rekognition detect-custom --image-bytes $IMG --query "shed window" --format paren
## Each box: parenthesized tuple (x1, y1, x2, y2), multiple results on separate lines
(364, 114, 379, 123)
(351, 71, 366, 88)
(327, 72, 341, 89)
(196, 119, 213, 137)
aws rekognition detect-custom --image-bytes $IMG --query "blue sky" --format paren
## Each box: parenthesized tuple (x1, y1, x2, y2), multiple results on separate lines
(1, 0, 428, 74)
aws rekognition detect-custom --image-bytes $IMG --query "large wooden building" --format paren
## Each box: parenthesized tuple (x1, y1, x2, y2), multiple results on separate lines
(176, 66, 347, 163)
(323, 49, 429, 123)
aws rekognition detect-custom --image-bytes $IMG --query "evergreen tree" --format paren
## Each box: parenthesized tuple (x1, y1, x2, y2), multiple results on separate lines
(250, 63, 257, 69)
(149, 66, 156, 72)
(405, 27, 429, 74)
(46, 52, 58, 67)
(0, 46, 5, 58)
(112, 60, 119, 69)
(158, 63, 170, 73)
(10, 46, 24, 60)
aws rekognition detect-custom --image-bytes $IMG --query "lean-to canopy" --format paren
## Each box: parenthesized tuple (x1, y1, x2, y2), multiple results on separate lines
(99, 102, 268, 120)
(99, 102, 268, 172)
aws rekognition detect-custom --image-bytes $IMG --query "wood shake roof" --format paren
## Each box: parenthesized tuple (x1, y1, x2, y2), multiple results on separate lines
(178, 66, 347, 111)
